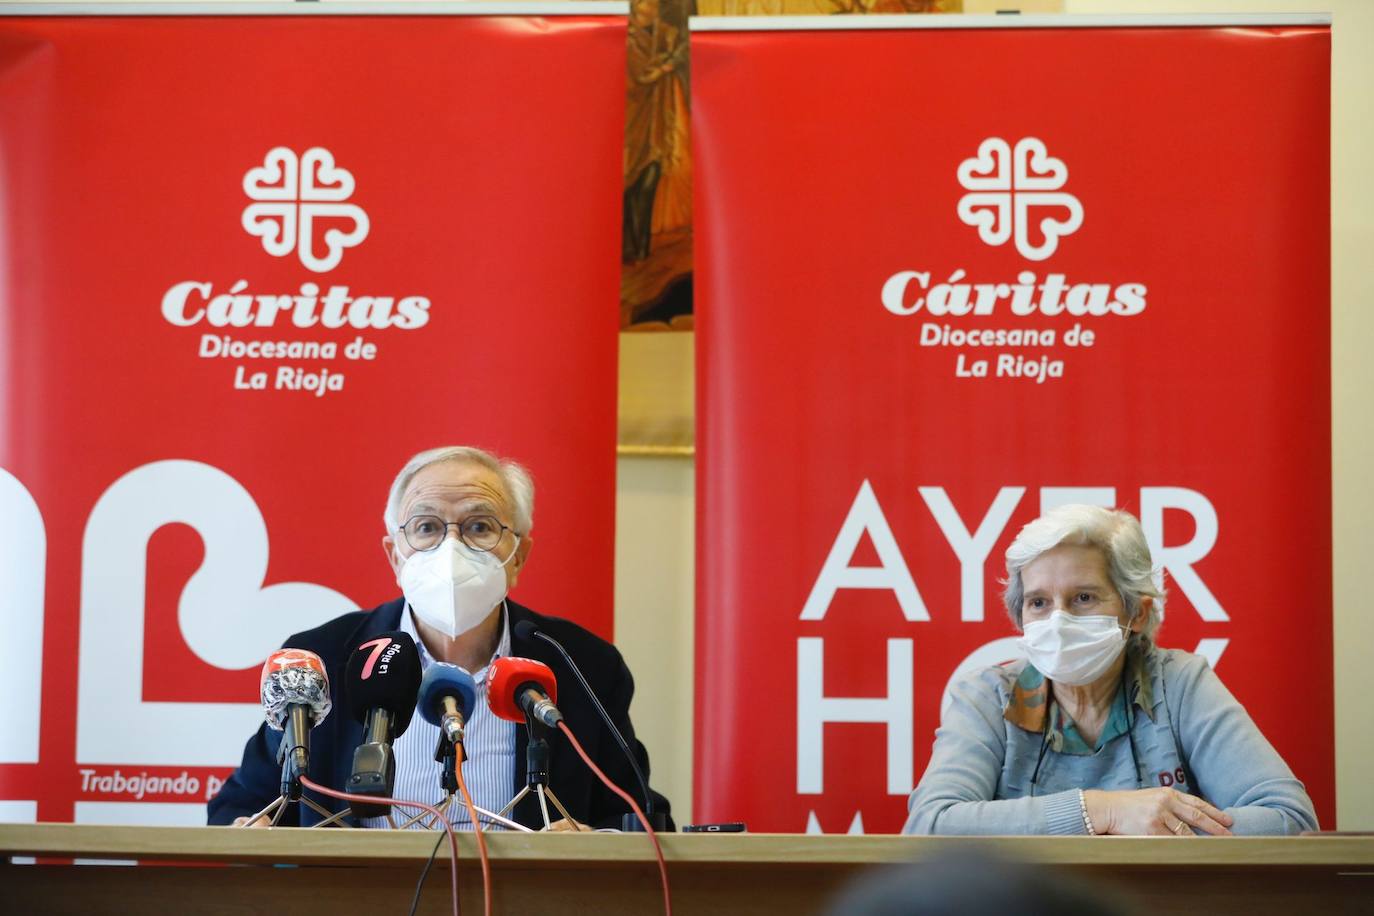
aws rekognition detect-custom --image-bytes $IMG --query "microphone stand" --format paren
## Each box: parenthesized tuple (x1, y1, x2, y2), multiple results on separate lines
(521, 624, 665, 831)
(493, 717, 576, 830)
(395, 732, 530, 832)
(241, 711, 353, 828)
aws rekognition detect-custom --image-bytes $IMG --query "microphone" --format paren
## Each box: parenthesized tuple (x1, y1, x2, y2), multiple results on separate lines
(343, 632, 421, 817)
(418, 663, 478, 746)
(487, 657, 563, 728)
(259, 648, 332, 790)
(512, 620, 660, 827)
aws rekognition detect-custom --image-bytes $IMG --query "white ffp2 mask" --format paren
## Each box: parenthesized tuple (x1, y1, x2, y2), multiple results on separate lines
(397, 537, 517, 639)
(1018, 611, 1127, 686)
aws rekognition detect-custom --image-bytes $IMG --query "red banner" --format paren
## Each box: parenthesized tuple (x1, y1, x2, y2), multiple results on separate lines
(0, 7, 626, 826)
(692, 18, 1332, 833)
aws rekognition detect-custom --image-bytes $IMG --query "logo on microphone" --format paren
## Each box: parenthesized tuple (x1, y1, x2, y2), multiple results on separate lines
(956, 137, 1084, 261)
(356, 637, 403, 679)
(241, 147, 370, 273)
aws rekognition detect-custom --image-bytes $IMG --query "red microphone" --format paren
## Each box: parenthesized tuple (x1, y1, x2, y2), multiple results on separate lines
(487, 657, 563, 727)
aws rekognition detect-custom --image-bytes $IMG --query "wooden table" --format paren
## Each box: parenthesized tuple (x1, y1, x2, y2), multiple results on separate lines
(2, 824, 1371, 914)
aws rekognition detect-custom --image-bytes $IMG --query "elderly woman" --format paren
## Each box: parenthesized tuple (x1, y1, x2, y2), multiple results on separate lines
(904, 505, 1316, 836)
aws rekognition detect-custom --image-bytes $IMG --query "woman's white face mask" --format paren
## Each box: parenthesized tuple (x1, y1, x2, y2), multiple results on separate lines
(397, 537, 518, 639)
(1018, 611, 1132, 686)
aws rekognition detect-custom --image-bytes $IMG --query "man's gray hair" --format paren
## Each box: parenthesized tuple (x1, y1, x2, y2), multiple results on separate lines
(1002, 504, 1164, 639)
(383, 446, 535, 535)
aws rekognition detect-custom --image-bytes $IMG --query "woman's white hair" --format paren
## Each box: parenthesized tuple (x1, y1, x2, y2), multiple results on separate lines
(1002, 504, 1164, 640)
(383, 446, 535, 535)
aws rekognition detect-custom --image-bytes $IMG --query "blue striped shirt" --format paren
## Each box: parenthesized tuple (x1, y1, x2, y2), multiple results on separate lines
(360, 604, 517, 830)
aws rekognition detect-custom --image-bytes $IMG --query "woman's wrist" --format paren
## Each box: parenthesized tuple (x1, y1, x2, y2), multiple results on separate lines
(1078, 789, 1097, 835)
(1081, 789, 1108, 835)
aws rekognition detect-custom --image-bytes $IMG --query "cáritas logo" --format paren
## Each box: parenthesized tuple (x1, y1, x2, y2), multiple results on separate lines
(956, 137, 1083, 262)
(881, 136, 1145, 321)
(241, 147, 370, 273)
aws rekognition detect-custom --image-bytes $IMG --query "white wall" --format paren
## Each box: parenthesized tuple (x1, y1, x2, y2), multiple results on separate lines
(614, 455, 697, 821)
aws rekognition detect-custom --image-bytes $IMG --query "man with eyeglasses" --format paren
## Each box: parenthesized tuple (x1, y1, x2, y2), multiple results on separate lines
(209, 445, 672, 831)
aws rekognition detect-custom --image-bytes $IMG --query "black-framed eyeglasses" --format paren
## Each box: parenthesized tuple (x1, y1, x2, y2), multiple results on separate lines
(398, 514, 514, 553)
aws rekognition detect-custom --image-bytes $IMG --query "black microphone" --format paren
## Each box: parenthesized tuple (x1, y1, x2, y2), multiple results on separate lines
(343, 631, 422, 818)
(513, 620, 662, 829)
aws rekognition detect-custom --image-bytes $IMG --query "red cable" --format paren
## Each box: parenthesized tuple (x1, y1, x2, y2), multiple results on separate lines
(298, 775, 462, 916)
(451, 756, 493, 916)
(555, 720, 672, 916)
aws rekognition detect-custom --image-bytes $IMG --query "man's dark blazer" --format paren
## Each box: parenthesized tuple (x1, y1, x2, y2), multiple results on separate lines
(207, 598, 672, 830)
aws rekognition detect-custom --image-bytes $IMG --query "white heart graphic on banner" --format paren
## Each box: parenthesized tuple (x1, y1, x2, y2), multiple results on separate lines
(242, 146, 298, 201)
(299, 147, 357, 202)
(956, 192, 1012, 248)
(1014, 193, 1084, 262)
(0, 469, 44, 765)
(240, 202, 298, 259)
(1012, 137, 1069, 191)
(298, 203, 370, 273)
(956, 137, 1011, 191)
(77, 460, 357, 765)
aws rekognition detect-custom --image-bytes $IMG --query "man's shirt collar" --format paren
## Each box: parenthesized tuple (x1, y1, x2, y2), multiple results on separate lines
(403, 601, 511, 681)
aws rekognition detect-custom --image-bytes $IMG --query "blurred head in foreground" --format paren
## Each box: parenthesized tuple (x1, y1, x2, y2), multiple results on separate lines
(824, 850, 1131, 916)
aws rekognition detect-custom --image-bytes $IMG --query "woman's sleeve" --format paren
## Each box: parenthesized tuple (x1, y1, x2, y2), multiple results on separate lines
(1167, 653, 1318, 835)
(903, 669, 1087, 836)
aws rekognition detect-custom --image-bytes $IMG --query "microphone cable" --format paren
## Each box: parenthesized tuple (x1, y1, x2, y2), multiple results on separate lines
(452, 750, 493, 916)
(517, 623, 657, 822)
(298, 776, 465, 916)
(412, 833, 446, 916)
(405, 757, 493, 916)
(555, 720, 672, 916)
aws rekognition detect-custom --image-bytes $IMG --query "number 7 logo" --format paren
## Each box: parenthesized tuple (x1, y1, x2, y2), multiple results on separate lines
(355, 637, 392, 680)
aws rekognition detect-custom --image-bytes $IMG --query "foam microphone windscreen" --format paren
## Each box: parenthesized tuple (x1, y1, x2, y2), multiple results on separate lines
(417, 663, 478, 727)
(259, 648, 332, 730)
(487, 656, 558, 723)
(344, 631, 422, 737)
